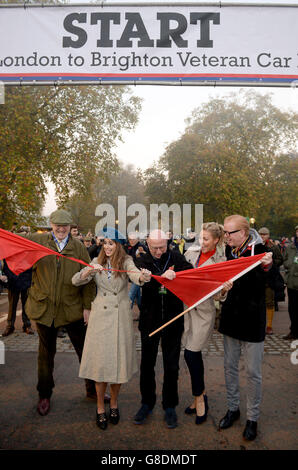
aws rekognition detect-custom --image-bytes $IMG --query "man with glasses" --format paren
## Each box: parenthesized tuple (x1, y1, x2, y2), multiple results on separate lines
(133, 229, 192, 429)
(218, 215, 272, 441)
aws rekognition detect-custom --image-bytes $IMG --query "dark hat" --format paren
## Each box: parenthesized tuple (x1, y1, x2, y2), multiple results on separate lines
(84, 236, 92, 242)
(50, 209, 72, 225)
(258, 227, 270, 235)
(99, 226, 126, 245)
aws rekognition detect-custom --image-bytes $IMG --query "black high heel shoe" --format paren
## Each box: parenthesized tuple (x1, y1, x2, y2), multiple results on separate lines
(109, 408, 120, 425)
(96, 411, 108, 430)
(195, 395, 208, 425)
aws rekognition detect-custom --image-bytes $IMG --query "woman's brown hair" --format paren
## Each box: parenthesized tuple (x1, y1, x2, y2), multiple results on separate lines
(97, 240, 128, 277)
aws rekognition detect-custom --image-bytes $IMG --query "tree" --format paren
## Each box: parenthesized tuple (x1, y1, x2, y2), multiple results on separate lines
(0, 85, 141, 228)
(143, 90, 298, 234)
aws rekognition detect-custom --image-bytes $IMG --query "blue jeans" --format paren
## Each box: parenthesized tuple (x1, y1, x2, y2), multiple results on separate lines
(223, 335, 264, 421)
(129, 283, 141, 309)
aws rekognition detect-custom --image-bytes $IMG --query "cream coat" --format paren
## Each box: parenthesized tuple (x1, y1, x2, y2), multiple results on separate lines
(72, 256, 143, 384)
(182, 245, 226, 352)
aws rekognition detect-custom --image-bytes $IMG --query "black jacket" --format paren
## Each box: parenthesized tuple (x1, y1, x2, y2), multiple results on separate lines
(135, 249, 192, 335)
(219, 242, 267, 343)
(2, 260, 32, 292)
(125, 241, 148, 261)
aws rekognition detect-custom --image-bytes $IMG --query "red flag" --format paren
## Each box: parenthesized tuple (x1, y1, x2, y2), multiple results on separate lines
(152, 254, 265, 307)
(149, 254, 265, 336)
(0, 228, 91, 275)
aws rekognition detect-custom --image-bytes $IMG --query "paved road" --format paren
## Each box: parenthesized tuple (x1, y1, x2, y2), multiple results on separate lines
(0, 292, 297, 452)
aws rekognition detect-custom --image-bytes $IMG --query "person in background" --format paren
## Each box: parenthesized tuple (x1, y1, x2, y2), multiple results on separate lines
(172, 235, 186, 254)
(1, 224, 34, 336)
(283, 225, 298, 340)
(183, 222, 232, 425)
(83, 236, 93, 253)
(10, 222, 17, 233)
(88, 236, 105, 259)
(258, 227, 283, 334)
(86, 230, 96, 245)
(70, 225, 80, 239)
(72, 227, 151, 430)
(0, 259, 5, 295)
(183, 229, 197, 251)
(133, 229, 193, 429)
(125, 232, 148, 310)
(218, 215, 272, 441)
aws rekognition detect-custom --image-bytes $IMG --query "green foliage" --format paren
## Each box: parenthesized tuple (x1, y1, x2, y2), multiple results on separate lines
(0, 85, 141, 228)
(142, 90, 298, 236)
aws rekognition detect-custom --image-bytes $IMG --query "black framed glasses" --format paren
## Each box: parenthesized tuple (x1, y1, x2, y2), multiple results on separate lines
(224, 229, 241, 236)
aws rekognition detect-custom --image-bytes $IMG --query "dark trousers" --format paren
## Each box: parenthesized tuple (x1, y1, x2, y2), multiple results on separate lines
(36, 319, 94, 399)
(184, 349, 205, 396)
(7, 289, 31, 329)
(140, 328, 182, 410)
(288, 288, 298, 337)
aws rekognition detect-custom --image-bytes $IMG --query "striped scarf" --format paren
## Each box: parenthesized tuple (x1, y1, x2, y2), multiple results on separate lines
(107, 259, 112, 280)
(231, 235, 252, 258)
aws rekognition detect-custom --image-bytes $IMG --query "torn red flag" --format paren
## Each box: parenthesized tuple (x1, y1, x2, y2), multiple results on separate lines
(152, 254, 265, 308)
(0, 228, 91, 275)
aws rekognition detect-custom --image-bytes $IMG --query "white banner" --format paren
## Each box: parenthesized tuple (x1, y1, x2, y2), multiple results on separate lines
(1, 2, 298, 85)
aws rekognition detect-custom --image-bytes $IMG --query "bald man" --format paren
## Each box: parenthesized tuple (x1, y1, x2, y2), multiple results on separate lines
(133, 230, 192, 429)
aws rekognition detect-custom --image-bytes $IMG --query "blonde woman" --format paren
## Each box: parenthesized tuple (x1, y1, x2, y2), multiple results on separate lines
(72, 228, 151, 430)
(183, 222, 232, 425)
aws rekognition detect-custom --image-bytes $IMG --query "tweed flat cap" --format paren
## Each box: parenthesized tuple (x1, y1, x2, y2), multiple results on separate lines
(50, 209, 72, 225)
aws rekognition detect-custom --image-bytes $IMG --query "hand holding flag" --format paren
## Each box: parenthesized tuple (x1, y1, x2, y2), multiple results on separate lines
(149, 253, 265, 337)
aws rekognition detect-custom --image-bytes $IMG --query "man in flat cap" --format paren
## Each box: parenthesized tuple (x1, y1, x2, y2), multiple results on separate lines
(25, 209, 96, 416)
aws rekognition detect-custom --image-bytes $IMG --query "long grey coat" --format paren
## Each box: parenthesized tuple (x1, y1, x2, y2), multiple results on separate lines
(72, 256, 143, 384)
(182, 245, 226, 352)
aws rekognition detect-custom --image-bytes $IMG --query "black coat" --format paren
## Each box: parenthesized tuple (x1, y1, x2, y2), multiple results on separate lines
(135, 249, 192, 335)
(219, 243, 268, 343)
